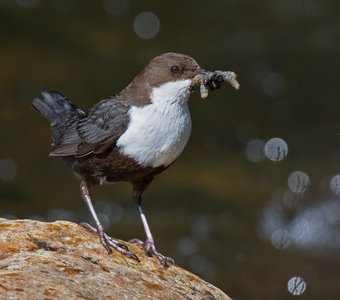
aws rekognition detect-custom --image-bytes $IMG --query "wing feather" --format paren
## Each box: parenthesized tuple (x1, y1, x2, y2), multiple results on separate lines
(51, 98, 130, 157)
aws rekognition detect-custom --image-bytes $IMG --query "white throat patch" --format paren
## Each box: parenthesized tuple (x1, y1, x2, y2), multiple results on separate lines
(116, 79, 192, 167)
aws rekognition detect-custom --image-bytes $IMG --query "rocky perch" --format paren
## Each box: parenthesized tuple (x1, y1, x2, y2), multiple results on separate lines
(0, 218, 231, 299)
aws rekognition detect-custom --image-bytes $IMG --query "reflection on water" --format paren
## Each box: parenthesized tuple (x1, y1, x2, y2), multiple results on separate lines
(288, 276, 307, 296)
(261, 158, 340, 256)
(1, 0, 340, 298)
(261, 194, 340, 253)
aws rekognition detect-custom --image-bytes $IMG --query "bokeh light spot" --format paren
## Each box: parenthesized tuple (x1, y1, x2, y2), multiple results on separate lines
(288, 171, 310, 194)
(287, 276, 306, 296)
(330, 174, 340, 196)
(264, 137, 288, 161)
(133, 12, 160, 39)
(177, 237, 197, 256)
(271, 229, 290, 250)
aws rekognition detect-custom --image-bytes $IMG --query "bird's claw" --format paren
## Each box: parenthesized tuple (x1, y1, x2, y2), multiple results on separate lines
(129, 238, 175, 267)
(81, 222, 139, 262)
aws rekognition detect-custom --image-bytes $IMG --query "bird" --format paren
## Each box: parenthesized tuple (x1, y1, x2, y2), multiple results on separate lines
(32, 52, 228, 266)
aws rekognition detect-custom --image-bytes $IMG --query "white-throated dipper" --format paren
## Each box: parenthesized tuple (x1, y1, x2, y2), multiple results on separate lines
(32, 52, 239, 266)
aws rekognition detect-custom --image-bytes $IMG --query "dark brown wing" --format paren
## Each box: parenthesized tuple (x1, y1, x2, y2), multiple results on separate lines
(50, 98, 130, 158)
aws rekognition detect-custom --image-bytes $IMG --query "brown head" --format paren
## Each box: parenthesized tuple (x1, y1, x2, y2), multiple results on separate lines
(117, 52, 203, 106)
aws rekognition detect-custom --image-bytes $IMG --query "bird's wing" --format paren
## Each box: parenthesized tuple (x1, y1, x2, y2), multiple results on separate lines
(50, 98, 131, 157)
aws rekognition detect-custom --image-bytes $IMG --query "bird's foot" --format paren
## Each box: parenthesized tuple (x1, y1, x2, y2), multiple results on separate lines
(129, 238, 175, 267)
(81, 222, 139, 262)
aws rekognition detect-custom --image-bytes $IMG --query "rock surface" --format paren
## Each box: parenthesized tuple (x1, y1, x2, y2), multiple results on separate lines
(0, 218, 231, 299)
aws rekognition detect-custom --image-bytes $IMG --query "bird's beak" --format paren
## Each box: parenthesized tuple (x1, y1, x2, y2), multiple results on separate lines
(196, 67, 205, 75)
(189, 67, 206, 94)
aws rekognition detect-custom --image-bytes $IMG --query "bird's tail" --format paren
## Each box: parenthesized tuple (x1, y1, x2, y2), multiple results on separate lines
(32, 91, 84, 147)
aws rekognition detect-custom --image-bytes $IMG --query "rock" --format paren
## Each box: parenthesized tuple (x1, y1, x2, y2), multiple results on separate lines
(0, 218, 231, 299)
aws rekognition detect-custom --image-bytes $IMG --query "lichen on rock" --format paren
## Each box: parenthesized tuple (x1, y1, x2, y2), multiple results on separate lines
(0, 218, 231, 299)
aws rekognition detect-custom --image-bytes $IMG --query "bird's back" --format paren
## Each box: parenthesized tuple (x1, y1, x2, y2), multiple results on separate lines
(32, 91, 168, 186)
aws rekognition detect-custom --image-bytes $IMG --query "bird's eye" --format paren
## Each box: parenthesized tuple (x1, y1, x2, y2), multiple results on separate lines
(170, 65, 182, 75)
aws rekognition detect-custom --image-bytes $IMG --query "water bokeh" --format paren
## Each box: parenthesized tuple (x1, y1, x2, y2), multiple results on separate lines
(1, 1, 340, 298)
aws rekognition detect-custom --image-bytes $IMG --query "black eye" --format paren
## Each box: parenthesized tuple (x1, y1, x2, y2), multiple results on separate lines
(170, 65, 182, 75)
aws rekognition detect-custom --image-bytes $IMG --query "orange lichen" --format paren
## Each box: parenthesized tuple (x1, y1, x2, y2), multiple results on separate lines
(0, 218, 231, 299)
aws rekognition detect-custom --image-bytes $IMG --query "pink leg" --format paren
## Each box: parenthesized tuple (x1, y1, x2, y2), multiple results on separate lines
(80, 181, 139, 262)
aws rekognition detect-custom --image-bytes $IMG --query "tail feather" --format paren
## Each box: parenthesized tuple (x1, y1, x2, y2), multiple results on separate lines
(32, 91, 83, 125)
(32, 91, 84, 147)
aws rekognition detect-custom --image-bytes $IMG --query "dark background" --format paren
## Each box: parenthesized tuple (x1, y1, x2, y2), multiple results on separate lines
(1, 0, 340, 299)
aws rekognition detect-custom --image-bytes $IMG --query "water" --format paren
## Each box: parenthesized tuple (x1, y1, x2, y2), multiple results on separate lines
(1, 1, 340, 299)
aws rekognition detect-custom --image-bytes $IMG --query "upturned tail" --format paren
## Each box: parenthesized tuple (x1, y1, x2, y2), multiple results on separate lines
(32, 91, 84, 148)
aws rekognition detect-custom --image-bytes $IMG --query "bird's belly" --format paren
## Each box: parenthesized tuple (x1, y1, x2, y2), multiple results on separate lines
(116, 103, 192, 168)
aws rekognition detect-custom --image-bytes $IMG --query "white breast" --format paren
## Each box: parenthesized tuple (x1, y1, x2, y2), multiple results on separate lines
(116, 79, 192, 168)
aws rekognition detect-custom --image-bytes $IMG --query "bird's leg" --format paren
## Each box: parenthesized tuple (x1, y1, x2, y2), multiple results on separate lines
(79, 181, 139, 261)
(129, 181, 175, 267)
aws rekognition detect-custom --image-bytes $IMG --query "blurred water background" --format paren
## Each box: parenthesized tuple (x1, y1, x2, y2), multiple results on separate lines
(1, 0, 340, 299)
